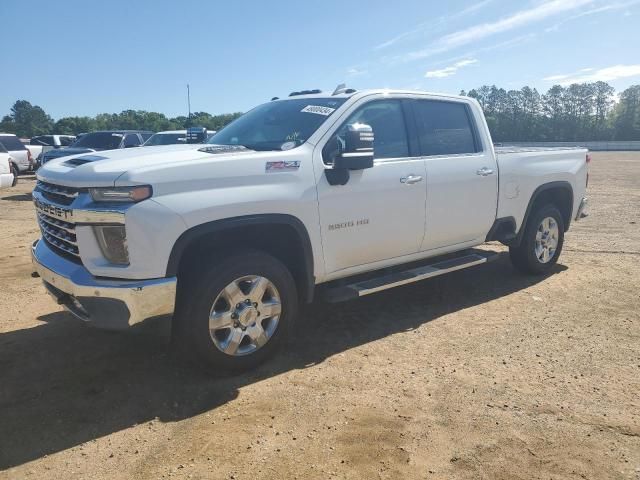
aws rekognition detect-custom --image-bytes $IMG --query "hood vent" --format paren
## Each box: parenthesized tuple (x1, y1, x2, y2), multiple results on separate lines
(64, 154, 107, 167)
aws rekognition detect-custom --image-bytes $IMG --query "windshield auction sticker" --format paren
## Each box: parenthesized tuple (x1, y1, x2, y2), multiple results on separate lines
(301, 105, 336, 116)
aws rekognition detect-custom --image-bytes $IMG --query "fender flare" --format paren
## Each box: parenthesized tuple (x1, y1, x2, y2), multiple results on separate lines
(165, 214, 315, 301)
(516, 181, 573, 244)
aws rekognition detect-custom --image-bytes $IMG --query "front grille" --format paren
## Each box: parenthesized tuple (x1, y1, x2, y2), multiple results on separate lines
(35, 181, 82, 262)
(37, 211, 81, 261)
(36, 180, 80, 206)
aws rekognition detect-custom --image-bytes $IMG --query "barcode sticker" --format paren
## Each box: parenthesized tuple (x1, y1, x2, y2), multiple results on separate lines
(301, 105, 336, 116)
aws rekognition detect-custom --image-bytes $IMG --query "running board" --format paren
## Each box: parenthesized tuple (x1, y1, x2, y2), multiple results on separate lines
(323, 250, 500, 303)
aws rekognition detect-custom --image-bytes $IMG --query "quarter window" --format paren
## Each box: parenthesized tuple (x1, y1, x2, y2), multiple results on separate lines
(413, 100, 479, 156)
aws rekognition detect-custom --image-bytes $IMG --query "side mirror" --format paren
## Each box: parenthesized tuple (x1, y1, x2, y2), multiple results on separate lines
(326, 123, 374, 186)
(186, 127, 207, 144)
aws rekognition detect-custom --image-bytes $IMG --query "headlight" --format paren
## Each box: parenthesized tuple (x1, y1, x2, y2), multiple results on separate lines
(94, 225, 129, 265)
(90, 185, 152, 203)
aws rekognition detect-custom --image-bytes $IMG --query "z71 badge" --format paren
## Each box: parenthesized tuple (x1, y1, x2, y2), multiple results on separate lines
(265, 160, 300, 172)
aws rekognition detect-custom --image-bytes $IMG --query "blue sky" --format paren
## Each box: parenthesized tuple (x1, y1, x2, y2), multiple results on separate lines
(1, 0, 639, 119)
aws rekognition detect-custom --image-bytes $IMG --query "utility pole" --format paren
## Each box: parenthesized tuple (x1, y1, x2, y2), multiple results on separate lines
(187, 83, 192, 127)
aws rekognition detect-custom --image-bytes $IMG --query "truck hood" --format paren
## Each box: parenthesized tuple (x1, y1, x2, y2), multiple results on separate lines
(36, 144, 257, 187)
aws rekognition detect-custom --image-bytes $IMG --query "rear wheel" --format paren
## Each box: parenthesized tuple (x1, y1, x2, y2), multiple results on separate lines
(509, 204, 565, 274)
(175, 250, 298, 372)
(10, 163, 18, 186)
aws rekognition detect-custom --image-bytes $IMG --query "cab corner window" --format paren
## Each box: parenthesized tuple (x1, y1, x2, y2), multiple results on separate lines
(324, 99, 409, 164)
(414, 100, 479, 156)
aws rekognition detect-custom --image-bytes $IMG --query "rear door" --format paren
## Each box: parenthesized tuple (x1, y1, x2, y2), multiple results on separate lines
(411, 99, 498, 250)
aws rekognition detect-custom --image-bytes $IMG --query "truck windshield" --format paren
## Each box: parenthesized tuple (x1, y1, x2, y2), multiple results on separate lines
(71, 132, 124, 150)
(207, 98, 346, 151)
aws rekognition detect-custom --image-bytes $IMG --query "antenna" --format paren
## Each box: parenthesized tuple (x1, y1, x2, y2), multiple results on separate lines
(332, 83, 347, 95)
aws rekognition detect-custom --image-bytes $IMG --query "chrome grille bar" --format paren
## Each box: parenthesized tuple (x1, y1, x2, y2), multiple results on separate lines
(37, 212, 75, 234)
(38, 217, 77, 246)
(36, 181, 79, 199)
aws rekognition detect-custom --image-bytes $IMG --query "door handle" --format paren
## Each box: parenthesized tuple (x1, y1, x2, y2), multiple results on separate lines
(400, 174, 423, 185)
(476, 167, 495, 176)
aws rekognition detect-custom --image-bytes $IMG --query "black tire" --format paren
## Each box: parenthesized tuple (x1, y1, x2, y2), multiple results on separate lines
(509, 204, 565, 274)
(10, 164, 19, 186)
(175, 249, 298, 373)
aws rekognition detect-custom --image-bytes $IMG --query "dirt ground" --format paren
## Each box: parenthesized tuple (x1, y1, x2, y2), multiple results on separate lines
(0, 152, 638, 480)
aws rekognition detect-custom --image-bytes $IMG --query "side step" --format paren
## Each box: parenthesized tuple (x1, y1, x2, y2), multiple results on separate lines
(323, 249, 500, 303)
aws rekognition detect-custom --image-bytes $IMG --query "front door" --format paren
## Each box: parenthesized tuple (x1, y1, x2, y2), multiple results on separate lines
(315, 99, 427, 274)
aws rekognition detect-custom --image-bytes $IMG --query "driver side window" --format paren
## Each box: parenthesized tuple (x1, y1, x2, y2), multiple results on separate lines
(323, 99, 409, 164)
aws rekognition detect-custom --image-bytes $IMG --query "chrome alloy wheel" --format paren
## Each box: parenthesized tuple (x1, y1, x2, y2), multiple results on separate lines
(209, 275, 282, 356)
(535, 216, 559, 264)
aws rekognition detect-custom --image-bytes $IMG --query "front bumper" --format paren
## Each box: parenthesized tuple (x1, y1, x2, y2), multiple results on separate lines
(575, 197, 588, 220)
(31, 239, 177, 330)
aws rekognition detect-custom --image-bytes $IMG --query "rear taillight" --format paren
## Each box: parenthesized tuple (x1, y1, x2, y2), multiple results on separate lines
(586, 153, 591, 164)
(27, 149, 33, 162)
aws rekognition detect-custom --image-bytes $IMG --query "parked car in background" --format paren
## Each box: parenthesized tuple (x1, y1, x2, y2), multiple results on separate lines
(27, 135, 77, 167)
(0, 133, 32, 174)
(39, 130, 153, 165)
(143, 129, 216, 146)
(0, 143, 16, 188)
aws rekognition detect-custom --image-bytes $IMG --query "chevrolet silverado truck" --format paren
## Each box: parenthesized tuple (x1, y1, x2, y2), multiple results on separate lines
(31, 87, 589, 371)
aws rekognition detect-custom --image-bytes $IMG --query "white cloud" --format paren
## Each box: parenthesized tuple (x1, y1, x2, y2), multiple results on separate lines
(544, 0, 640, 32)
(425, 59, 477, 78)
(395, 0, 595, 62)
(346, 67, 367, 77)
(543, 64, 640, 85)
(374, 0, 495, 50)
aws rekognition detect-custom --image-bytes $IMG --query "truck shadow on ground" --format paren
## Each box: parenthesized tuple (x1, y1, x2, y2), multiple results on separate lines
(0, 255, 566, 469)
(1, 192, 32, 202)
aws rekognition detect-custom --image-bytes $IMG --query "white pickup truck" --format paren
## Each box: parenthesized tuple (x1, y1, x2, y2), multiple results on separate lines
(31, 88, 589, 371)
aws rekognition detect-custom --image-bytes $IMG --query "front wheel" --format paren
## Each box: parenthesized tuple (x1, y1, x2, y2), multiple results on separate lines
(509, 204, 565, 274)
(175, 250, 298, 372)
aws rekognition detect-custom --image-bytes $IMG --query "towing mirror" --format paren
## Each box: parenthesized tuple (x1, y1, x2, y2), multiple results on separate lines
(325, 123, 374, 186)
(334, 123, 374, 170)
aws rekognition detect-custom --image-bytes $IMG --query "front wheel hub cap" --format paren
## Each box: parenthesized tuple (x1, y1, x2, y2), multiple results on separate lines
(208, 275, 282, 356)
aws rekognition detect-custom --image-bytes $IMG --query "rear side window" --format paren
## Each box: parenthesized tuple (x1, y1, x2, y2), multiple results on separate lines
(0, 135, 26, 151)
(413, 100, 479, 156)
(31, 135, 54, 146)
(60, 136, 74, 146)
(124, 134, 141, 147)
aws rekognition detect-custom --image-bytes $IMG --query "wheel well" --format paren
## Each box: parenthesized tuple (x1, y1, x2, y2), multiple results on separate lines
(171, 219, 314, 303)
(519, 183, 573, 242)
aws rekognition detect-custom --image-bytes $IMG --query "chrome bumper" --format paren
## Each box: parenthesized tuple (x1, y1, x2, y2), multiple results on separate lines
(31, 239, 177, 330)
(575, 197, 588, 220)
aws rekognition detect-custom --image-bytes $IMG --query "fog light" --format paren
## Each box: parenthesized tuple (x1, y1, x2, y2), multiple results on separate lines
(94, 225, 129, 265)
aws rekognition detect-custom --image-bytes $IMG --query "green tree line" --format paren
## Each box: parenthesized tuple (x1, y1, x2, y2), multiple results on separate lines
(0, 101, 243, 138)
(462, 82, 640, 142)
(2, 81, 640, 142)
